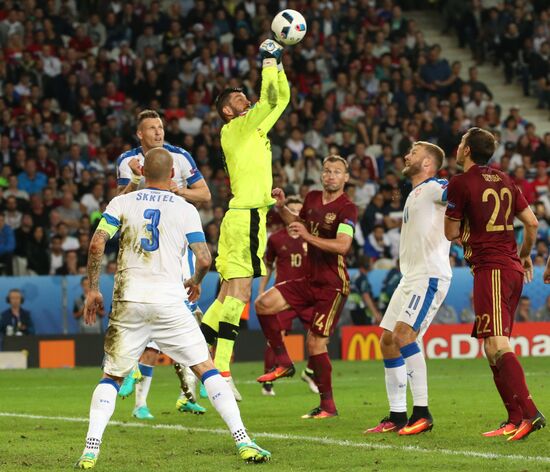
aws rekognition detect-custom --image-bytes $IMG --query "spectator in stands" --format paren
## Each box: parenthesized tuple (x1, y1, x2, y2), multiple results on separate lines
(534, 295, 550, 322)
(13, 213, 33, 275)
(459, 292, 476, 323)
(0, 289, 34, 336)
(0, 214, 15, 275)
(516, 296, 534, 322)
(55, 250, 81, 275)
(433, 303, 458, 324)
(49, 235, 64, 275)
(26, 226, 50, 275)
(347, 255, 382, 325)
(4, 196, 22, 230)
(364, 224, 392, 261)
(73, 276, 104, 334)
(17, 159, 47, 195)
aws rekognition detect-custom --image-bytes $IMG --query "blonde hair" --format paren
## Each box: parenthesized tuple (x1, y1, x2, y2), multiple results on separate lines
(413, 141, 445, 170)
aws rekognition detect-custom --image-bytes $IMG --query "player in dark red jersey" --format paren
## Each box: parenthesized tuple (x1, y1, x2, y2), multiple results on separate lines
(255, 155, 358, 419)
(445, 127, 545, 440)
(257, 196, 317, 397)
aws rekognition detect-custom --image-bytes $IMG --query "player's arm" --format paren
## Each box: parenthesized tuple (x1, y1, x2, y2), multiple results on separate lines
(117, 157, 142, 195)
(292, 203, 357, 256)
(258, 264, 275, 294)
(258, 67, 290, 133)
(85, 227, 111, 325)
(170, 150, 211, 203)
(183, 206, 211, 300)
(185, 241, 212, 302)
(516, 205, 538, 283)
(235, 57, 279, 133)
(172, 178, 211, 203)
(362, 292, 382, 324)
(85, 203, 122, 323)
(272, 188, 300, 225)
(444, 217, 461, 241)
(444, 178, 465, 241)
(293, 227, 353, 256)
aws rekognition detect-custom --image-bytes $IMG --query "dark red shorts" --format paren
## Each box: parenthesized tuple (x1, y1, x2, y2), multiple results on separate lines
(472, 269, 523, 338)
(277, 307, 314, 332)
(276, 278, 347, 337)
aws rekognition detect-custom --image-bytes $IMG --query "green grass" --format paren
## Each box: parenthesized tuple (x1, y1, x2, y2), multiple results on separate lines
(0, 358, 549, 471)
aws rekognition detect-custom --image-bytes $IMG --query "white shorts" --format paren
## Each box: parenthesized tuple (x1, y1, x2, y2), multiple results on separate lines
(380, 277, 450, 338)
(103, 301, 209, 377)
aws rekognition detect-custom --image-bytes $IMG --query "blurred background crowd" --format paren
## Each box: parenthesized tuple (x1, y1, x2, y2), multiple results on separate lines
(0, 0, 549, 326)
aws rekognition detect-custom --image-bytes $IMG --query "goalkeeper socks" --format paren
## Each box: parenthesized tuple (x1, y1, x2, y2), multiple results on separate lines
(201, 299, 223, 345)
(490, 364, 523, 424)
(310, 352, 336, 413)
(264, 344, 276, 373)
(214, 296, 245, 373)
(202, 368, 251, 445)
(400, 342, 428, 407)
(84, 378, 119, 454)
(135, 364, 153, 408)
(257, 314, 293, 367)
(383, 356, 407, 413)
(496, 352, 538, 418)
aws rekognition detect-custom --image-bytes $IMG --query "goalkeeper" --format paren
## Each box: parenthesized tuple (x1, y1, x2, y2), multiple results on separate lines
(200, 39, 290, 394)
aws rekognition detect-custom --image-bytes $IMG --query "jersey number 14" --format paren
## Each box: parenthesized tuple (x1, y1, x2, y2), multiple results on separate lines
(141, 209, 161, 251)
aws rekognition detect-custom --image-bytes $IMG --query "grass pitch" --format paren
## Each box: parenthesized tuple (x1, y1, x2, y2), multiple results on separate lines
(0, 358, 548, 471)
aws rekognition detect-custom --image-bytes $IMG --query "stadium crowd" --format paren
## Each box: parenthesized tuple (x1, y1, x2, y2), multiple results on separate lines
(0, 0, 549, 321)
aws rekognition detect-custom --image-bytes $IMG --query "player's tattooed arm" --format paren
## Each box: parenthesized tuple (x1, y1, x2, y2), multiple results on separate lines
(87, 229, 110, 290)
(188, 241, 212, 285)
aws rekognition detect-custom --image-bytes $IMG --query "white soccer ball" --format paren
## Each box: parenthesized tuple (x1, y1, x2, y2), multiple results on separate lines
(271, 9, 307, 46)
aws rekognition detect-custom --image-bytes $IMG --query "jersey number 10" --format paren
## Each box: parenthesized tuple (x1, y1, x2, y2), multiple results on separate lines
(141, 209, 161, 251)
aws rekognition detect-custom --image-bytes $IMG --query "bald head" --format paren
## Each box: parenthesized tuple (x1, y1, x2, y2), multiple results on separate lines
(143, 148, 173, 182)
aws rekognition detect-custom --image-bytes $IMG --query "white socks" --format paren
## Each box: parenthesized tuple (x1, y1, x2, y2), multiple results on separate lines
(400, 342, 428, 407)
(202, 369, 250, 444)
(383, 356, 407, 413)
(83, 379, 119, 455)
(185, 366, 197, 400)
(135, 364, 153, 409)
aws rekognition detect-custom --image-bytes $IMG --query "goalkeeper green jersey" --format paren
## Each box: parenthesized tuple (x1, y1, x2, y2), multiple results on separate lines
(221, 65, 290, 209)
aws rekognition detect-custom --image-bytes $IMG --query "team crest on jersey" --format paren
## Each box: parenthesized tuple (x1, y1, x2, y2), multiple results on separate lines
(302, 242, 308, 254)
(324, 213, 337, 224)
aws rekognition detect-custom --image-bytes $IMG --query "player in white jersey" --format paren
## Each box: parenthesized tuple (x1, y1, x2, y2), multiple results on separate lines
(365, 142, 451, 436)
(75, 148, 271, 469)
(115, 109, 211, 419)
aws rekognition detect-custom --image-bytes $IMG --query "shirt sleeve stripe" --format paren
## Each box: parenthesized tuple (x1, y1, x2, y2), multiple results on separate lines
(186, 231, 206, 244)
(186, 172, 204, 185)
(337, 223, 354, 237)
(117, 178, 130, 186)
(441, 188, 448, 202)
(103, 213, 121, 227)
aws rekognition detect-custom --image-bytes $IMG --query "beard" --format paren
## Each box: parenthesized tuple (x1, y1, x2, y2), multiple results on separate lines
(403, 161, 422, 177)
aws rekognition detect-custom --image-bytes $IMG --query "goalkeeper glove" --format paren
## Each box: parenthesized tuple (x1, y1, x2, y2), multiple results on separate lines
(259, 39, 284, 63)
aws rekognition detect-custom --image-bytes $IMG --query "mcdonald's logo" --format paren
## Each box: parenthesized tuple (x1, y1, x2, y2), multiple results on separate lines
(343, 331, 383, 360)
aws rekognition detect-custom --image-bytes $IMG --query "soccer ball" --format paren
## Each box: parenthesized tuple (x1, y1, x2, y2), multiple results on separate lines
(271, 9, 307, 46)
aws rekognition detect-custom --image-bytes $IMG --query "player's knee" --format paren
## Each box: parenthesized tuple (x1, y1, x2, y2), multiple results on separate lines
(141, 348, 159, 364)
(380, 330, 394, 348)
(306, 333, 327, 355)
(254, 295, 268, 315)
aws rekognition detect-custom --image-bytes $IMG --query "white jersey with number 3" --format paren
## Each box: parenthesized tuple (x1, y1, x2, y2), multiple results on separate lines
(400, 178, 452, 281)
(103, 188, 205, 305)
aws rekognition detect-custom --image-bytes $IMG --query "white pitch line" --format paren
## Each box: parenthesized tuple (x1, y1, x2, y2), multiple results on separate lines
(0, 412, 549, 464)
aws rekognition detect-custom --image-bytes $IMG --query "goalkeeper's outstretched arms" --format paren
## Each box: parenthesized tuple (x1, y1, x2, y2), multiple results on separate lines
(260, 41, 290, 133)
(215, 40, 283, 132)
